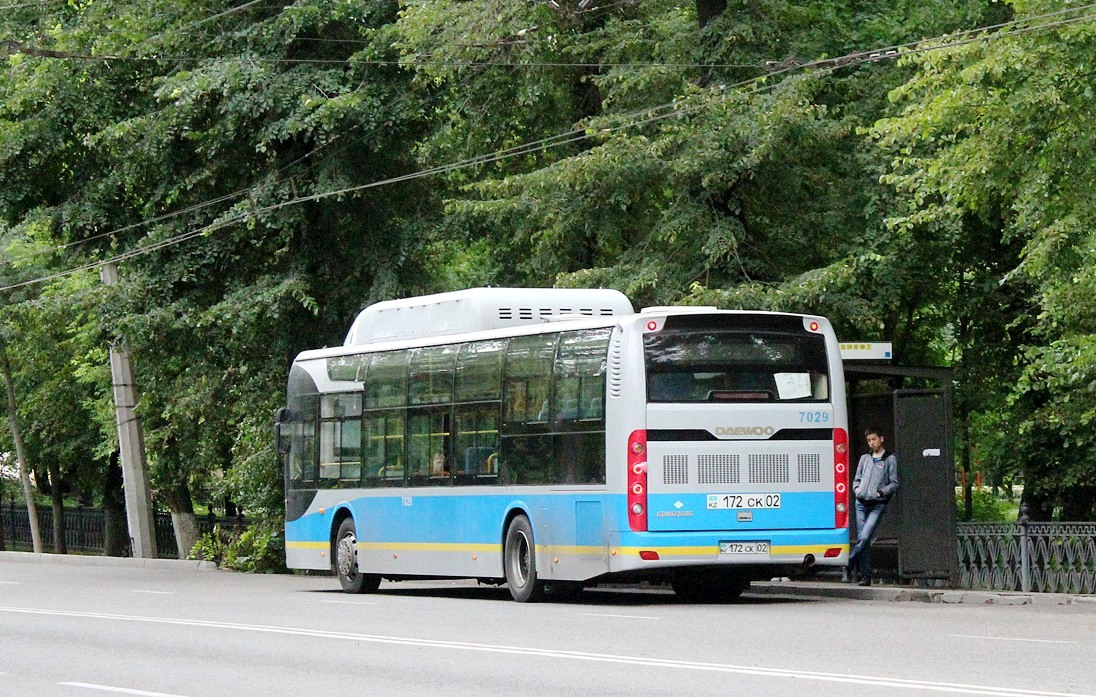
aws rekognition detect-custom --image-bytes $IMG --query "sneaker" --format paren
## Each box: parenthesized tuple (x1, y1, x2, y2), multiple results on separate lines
(857, 577, 871, 586)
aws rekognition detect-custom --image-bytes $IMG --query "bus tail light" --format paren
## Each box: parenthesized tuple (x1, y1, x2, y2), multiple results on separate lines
(833, 427, 849, 530)
(628, 430, 648, 532)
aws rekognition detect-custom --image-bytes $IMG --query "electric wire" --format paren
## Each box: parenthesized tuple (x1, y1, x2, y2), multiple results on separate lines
(7, 1, 1096, 70)
(2, 6, 1094, 292)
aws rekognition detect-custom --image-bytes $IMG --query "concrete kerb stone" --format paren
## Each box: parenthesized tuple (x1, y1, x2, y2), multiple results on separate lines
(0, 550, 220, 572)
(750, 579, 1095, 607)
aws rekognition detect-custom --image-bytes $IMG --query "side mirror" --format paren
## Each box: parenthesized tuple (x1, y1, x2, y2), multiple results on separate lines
(274, 408, 291, 456)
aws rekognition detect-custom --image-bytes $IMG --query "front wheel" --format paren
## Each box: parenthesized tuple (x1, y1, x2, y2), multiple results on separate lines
(334, 518, 381, 594)
(504, 515, 545, 602)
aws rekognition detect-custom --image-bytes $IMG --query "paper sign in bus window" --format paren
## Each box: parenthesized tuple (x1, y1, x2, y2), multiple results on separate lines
(775, 372, 812, 400)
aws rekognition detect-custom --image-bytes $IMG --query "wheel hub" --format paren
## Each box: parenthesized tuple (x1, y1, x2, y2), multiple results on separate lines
(337, 533, 358, 578)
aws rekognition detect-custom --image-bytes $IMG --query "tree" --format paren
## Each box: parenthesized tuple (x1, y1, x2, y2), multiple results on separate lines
(398, 0, 985, 327)
(4, 0, 437, 556)
(0, 334, 40, 553)
(869, 1, 1096, 518)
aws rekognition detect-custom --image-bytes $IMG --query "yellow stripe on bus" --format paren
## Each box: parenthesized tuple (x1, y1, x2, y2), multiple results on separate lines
(285, 541, 329, 550)
(359, 541, 501, 554)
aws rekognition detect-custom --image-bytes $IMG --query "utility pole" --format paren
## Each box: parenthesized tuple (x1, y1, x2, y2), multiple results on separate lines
(100, 263, 157, 558)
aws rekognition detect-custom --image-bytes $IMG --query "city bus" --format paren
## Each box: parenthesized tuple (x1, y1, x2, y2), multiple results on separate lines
(277, 288, 850, 601)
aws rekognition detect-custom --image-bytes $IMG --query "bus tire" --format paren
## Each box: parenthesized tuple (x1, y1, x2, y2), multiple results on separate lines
(504, 515, 545, 602)
(335, 518, 381, 594)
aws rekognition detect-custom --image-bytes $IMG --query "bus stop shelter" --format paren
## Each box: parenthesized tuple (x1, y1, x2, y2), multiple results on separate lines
(844, 361, 958, 586)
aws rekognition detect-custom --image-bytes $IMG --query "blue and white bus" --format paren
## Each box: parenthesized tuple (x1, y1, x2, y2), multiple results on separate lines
(278, 288, 850, 601)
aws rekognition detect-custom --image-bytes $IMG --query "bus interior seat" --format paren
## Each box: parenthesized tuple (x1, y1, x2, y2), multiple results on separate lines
(558, 398, 579, 419)
(464, 446, 495, 474)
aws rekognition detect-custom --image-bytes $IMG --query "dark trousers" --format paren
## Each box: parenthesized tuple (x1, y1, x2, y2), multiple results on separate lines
(848, 499, 887, 580)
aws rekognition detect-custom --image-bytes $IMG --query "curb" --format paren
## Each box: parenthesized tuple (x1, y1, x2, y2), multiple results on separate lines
(0, 550, 220, 572)
(750, 579, 1096, 607)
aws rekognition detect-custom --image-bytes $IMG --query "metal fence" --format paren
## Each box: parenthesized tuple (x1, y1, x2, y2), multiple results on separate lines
(956, 521, 1096, 594)
(0, 503, 247, 559)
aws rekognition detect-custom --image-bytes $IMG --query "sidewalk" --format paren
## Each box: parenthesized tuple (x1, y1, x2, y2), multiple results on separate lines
(749, 574, 1096, 607)
(0, 549, 219, 572)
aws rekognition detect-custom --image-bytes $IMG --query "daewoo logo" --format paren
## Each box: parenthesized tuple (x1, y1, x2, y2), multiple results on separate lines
(715, 426, 775, 437)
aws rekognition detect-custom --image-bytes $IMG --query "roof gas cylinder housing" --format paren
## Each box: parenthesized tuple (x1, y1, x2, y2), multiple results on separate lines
(343, 287, 635, 346)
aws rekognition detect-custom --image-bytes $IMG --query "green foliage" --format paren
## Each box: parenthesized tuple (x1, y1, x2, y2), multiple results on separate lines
(190, 521, 286, 574)
(870, 2, 1096, 518)
(189, 525, 231, 565)
(4, 0, 1096, 560)
(959, 488, 1012, 522)
(222, 521, 287, 574)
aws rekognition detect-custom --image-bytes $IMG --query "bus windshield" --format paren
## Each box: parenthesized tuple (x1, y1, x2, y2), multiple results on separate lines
(644, 329, 829, 403)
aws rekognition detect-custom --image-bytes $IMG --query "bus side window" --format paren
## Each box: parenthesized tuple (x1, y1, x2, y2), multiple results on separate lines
(463, 446, 495, 475)
(453, 403, 500, 485)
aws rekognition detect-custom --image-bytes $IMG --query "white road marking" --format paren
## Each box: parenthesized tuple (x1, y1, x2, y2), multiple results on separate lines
(952, 634, 1072, 644)
(577, 612, 659, 620)
(0, 581, 19, 585)
(131, 590, 174, 596)
(59, 682, 187, 697)
(3, 606, 1090, 697)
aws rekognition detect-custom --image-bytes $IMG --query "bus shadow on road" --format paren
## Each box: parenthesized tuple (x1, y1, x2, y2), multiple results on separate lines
(309, 582, 810, 606)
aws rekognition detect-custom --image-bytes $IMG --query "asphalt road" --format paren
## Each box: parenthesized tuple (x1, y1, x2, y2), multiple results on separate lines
(2, 555, 1094, 697)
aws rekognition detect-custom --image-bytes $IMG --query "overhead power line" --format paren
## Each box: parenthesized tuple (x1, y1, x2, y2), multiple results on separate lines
(8, 1, 1096, 70)
(2, 6, 1095, 292)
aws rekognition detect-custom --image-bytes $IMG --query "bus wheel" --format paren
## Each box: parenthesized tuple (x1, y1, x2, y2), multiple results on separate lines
(504, 515, 545, 602)
(335, 518, 381, 594)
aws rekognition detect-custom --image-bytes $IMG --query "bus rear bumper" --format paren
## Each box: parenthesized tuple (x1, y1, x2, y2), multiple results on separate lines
(607, 530, 849, 574)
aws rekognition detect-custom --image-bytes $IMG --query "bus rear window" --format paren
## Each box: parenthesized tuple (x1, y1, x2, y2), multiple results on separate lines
(644, 330, 829, 403)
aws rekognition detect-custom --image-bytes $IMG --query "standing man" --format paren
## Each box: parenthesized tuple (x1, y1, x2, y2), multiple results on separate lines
(844, 426, 899, 586)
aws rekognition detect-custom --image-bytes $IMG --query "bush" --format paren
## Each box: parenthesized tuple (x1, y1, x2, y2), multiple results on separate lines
(221, 521, 286, 573)
(190, 521, 286, 573)
(957, 488, 1013, 522)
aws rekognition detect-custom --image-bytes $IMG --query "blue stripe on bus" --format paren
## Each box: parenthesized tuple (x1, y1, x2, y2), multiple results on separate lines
(647, 491, 836, 530)
(284, 491, 845, 549)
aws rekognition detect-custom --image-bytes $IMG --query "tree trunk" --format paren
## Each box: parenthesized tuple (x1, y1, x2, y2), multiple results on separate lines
(48, 460, 67, 554)
(166, 482, 199, 559)
(1, 339, 42, 553)
(0, 487, 6, 551)
(696, 0, 727, 27)
(102, 450, 128, 556)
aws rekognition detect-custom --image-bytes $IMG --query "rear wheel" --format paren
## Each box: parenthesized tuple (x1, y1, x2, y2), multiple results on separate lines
(504, 515, 545, 602)
(335, 518, 381, 594)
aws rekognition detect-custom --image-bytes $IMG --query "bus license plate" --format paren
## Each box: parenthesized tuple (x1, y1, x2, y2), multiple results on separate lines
(707, 493, 781, 510)
(720, 541, 770, 555)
